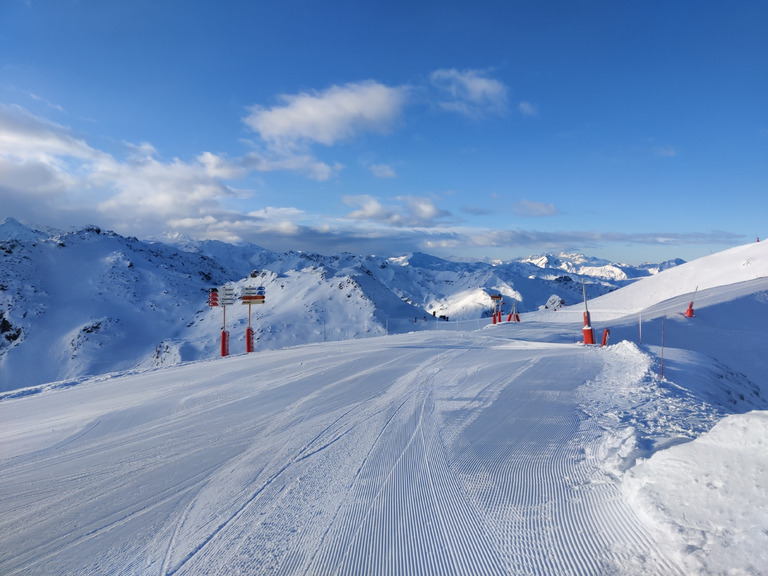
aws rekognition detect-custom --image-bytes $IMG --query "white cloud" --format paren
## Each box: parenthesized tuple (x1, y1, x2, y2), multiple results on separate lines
(369, 163, 397, 178)
(93, 155, 232, 220)
(402, 196, 446, 222)
(343, 194, 451, 227)
(0, 104, 740, 262)
(125, 141, 159, 159)
(0, 103, 101, 163)
(243, 81, 408, 151)
(235, 81, 408, 183)
(199, 150, 339, 182)
(257, 153, 340, 181)
(0, 104, 241, 237)
(430, 69, 508, 117)
(514, 199, 558, 217)
(518, 101, 537, 116)
(198, 151, 247, 179)
(28, 93, 65, 113)
(343, 195, 391, 221)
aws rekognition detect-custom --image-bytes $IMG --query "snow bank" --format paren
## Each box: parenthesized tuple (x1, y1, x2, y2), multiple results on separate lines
(623, 410, 768, 575)
(578, 340, 715, 475)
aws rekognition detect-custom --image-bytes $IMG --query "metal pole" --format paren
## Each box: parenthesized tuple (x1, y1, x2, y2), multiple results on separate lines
(660, 315, 665, 380)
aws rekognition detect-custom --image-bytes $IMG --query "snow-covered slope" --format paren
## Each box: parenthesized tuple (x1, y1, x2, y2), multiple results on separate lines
(1, 217, 675, 391)
(581, 241, 767, 318)
(1, 232, 767, 575)
(523, 241, 768, 388)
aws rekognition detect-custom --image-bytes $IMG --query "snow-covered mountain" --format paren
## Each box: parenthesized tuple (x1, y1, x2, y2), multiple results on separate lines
(1, 233, 766, 575)
(0, 217, 677, 391)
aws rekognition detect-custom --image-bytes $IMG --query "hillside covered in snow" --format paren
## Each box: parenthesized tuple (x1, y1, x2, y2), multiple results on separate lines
(0, 217, 679, 391)
(1, 235, 766, 575)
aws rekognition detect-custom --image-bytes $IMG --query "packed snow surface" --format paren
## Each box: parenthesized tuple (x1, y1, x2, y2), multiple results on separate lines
(0, 335, 682, 575)
(1, 237, 767, 575)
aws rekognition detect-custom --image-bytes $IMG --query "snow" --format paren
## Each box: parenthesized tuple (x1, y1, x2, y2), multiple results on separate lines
(1, 221, 767, 575)
(623, 411, 768, 575)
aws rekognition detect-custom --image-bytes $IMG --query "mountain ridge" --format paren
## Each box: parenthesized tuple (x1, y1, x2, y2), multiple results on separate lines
(2, 217, 683, 390)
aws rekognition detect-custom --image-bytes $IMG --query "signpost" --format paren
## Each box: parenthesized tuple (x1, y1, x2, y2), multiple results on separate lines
(208, 285, 266, 356)
(219, 286, 236, 356)
(207, 288, 219, 308)
(490, 294, 503, 324)
(241, 286, 265, 353)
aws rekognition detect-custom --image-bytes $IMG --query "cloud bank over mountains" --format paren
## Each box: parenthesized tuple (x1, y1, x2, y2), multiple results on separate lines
(0, 66, 744, 261)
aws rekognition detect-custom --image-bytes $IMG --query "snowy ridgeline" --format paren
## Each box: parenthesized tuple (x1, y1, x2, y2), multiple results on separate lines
(0, 217, 680, 391)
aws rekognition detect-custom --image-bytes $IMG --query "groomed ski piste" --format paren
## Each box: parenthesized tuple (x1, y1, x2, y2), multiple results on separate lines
(1, 242, 767, 575)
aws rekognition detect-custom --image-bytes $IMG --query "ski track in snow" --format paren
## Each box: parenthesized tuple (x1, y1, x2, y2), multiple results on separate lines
(1, 332, 687, 575)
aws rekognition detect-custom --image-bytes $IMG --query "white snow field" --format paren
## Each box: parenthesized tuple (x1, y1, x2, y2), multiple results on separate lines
(1, 241, 767, 575)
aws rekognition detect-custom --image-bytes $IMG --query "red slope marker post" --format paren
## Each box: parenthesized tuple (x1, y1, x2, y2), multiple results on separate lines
(684, 286, 698, 318)
(581, 278, 595, 345)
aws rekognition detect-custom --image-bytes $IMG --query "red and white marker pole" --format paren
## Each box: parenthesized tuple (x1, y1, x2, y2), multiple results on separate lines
(684, 286, 698, 318)
(581, 279, 595, 345)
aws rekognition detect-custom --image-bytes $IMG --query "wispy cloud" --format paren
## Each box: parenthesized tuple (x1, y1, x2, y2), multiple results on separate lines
(28, 93, 65, 113)
(518, 101, 537, 116)
(514, 199, 558, 217)
(369, 163, 397, 178)
(236, 81, 409, 181)
(343, 194, 451, 227)
(430, 68, 508, 117)
(0, 103, 97, 161)
(243, 81, 409, 152)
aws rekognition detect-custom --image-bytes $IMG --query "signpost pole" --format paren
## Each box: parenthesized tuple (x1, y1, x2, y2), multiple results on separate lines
(219, 285, 236, 357)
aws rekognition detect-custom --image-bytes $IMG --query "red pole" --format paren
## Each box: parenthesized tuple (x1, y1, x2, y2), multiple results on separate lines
(220, 304, 229, 356)
(582, 311, 595, 344)
(684, 286, 698, 318)
(246, 328, 254, 353)
(221, 330, 230, 357)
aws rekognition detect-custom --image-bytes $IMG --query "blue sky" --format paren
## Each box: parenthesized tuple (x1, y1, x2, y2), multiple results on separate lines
(1, 0, 766, 264)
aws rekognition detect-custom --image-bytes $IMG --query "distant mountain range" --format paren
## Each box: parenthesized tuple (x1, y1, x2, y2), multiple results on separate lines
(0, 217, 683, 391)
